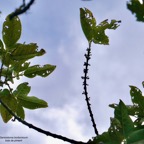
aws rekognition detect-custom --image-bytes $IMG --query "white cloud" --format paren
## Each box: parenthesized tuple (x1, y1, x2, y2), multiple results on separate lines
(1, 0, 144, 144)
(2, 102, 91, 144)
(37, 103, 92, 142)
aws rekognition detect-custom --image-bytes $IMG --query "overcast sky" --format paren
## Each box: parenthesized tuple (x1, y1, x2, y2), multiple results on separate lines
(0, 0, 144, 144)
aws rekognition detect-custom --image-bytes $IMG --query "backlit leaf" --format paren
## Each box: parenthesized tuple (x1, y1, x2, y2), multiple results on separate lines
(129, 85, 144, 115)
(80, 8, 121, 45)
(114, 100, 134, 138)
(93, 131, 119, 144)
(17, 96, 48, 109)
(13, 82, 31, 97)
(108, 118, 124, 143)
(0, 89, 17, 123)
(127, 0, 144, 22)
(2, 52, 13, 67)
(12, 61, 30, 79)
(80, 8, 96, 42)
(16, 103, 25, 120)
(11, 43, 46, 61)
(2, 14, 21, 47)
(127, 129, 144, 144)
(24, 64, 56, 78)
(1, 68, 13, 83)
(93, 19, 121, 45)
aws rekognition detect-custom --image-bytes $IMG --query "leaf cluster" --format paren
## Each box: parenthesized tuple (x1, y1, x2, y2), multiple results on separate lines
(80, 8, 121, 45)
(88, 85, 144, 144)
(127, 0, 144, 22)
(0, 14, 56, 123)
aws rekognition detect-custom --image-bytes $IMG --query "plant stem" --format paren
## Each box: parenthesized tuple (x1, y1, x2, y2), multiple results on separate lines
(0, 99, 87, 144)
(82, 42, 99, 136)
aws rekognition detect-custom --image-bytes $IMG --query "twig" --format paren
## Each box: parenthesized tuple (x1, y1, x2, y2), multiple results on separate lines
(0, 63, 3, 80)
(0, 99, 87, 144)
(82, 42, 99, 136)
(10, 0, 35, 19)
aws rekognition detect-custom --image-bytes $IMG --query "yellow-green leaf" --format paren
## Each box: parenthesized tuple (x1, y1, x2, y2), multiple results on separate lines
(13, 82, 31, 97)
(18, 96, 48, 109)
(80, 7, 121, 45)
(0, 89, 17, 123)
(16, 103, 25, 120)
(24, 64, 56, 78)
(11, 43, 46, 61)
(2, 14, 21, 47)
(80, 8, 96, 42)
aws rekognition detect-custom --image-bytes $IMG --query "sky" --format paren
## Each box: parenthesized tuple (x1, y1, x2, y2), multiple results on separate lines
(0, 0, 144, 144)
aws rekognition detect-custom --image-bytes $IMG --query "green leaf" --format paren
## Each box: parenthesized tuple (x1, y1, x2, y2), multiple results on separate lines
(110, 103, 140, 119)
(16, 103, 25, 120)
(11, 43, 46, 61)
(13, 82, 48, 110)
(127, 0, 144, 22)
(93, 19, 121, 45)
(0, 39, 4, 50)
(2, 52, 13, 67)
(80, 7, 121, 45)
(24, 64, 56, 78)
(93, 118, 123, 144)
(1, 68, 13, 83)
(129, 86, 144, 116)
(0, 40, 4, 58)
(125, 105, 140, 117)
(17, 96, 48, 109)
(2, 14, 21, 47)
(93, 132, 118, 144)
(13, 82, 31, 97)
(80, 8, 96, 42)
(11, 61, 30, 79)
(114, 100, 134, 138)
(0, 89, 17, 123)
(108, 118, 124, 143)
(127, 129, 144, 144)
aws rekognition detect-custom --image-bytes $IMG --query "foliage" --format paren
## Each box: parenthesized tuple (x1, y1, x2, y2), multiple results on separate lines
(80, 7, 144, 144)
(0, 14, 56, 123)
(127, 0, 144, 22)
(1, 2, 144, 144)
(90, 85, 144, 144)
(80, 8, 121, 45)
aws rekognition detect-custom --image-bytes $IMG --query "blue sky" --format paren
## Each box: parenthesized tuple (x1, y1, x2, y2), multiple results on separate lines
(0, 0, 144, 144)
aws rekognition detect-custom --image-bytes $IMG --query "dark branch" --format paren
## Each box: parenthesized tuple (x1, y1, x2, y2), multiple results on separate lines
(0, 99, 87, 144)
(0, 63, 3, 80)
(10, 0, 35, 19)
(82, 42, 99, 136)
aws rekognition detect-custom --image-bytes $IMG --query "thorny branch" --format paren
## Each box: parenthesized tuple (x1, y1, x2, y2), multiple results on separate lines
(10, 0, 35, 19)
(82, 42, 99, 136)
(0, 1, 99, 142)
(0, 99, 87, 144)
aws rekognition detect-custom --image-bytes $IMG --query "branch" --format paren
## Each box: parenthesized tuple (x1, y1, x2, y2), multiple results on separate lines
(10, 0, 35, 19)
(0, 99, 87, 144)
(82, 42, 99, 136)
(0, 63, 3, 80)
